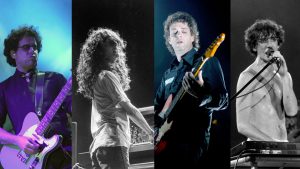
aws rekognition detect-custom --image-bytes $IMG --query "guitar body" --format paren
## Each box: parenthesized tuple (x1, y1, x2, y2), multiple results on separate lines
(0, 112, 62, 169)
(154, 120, 173, 155)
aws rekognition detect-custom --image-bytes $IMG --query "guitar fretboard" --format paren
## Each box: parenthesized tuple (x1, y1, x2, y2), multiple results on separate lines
(35, 77, 72, 135)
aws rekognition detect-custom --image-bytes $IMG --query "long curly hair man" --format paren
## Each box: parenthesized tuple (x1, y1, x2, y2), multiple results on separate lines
(76, 27, 131, 99)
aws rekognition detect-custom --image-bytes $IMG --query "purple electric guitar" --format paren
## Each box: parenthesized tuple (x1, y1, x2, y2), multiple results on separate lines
(0, 77, 72, 169)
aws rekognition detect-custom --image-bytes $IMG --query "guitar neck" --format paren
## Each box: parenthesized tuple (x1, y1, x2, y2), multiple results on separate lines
(164, 87, 184, 119)
(35, 77, 72, 136)
(163, 57, 208, 119)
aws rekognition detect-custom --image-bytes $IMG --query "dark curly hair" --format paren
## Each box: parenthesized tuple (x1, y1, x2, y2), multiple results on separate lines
(244, 19, 285, 56)
(76, 27, 131, 99)
(164, 11, 200, 56)
(3, 25, 42, 67)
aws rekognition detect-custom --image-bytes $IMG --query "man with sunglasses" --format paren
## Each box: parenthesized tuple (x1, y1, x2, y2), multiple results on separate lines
(236, 19, 298, 142)
(0, 25, 71, 168)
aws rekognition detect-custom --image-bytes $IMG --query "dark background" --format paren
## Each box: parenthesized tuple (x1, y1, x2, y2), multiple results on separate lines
(231, 0, 300, 147)
(72, 0, 153, 154)
(155, 0, 230, 168)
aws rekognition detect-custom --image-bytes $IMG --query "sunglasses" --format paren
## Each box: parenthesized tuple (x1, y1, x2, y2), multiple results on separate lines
(18, 44, 38, 51)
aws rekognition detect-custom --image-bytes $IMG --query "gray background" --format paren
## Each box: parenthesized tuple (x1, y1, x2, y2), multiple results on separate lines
(72, 0, 153, 154)
(231, 0, 300, 146)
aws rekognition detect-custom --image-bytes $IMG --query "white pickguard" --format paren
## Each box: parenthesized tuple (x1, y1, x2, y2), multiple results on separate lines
(0, 112, 61, 169)
(156, 120, 173, 143)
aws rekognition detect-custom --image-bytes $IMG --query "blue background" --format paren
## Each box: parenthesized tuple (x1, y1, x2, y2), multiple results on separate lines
(0, 0, 72, 81)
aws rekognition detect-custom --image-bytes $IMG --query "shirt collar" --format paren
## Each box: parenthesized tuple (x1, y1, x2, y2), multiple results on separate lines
(171, 48, 198, 67)
(182, 48, 197, 66)
(14, 68, 38, 78)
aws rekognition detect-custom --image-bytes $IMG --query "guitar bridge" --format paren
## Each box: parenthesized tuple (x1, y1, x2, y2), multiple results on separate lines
(29, 157, 40, 169)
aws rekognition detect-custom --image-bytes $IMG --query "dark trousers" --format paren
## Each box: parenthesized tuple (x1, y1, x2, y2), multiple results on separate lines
(91, 146, 129, 169)
(45, 146, 72, 169)
(155, 142, 205, 169)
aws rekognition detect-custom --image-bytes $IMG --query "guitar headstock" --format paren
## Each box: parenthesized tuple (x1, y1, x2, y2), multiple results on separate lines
(204, 33, 225, 58)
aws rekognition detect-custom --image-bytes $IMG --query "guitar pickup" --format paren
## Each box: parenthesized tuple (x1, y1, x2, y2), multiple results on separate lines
(17, 150, 31, 164)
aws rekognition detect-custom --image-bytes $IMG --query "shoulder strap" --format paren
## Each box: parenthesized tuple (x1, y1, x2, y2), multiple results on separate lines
(35, 72, 45, 117)
(247, 68, 274, 96)
(247, 68, 272, 89)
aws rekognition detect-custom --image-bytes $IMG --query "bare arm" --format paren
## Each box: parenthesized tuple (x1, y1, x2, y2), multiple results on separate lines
(0, 128, 39, 154)
(0, 127, 18, 145)
(99, 71, 154, 137)
(119, 101, 154, 136)
(273, 51, 298, 116)
(281, 73, 298, 116)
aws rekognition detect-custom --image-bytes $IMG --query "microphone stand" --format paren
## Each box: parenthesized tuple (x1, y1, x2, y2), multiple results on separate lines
(230, 58, 277, 101)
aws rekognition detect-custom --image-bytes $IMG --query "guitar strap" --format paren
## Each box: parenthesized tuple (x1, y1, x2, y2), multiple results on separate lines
(35, 71, 45, 118)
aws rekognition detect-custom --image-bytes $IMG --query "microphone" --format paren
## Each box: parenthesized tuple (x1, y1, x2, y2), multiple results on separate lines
(271, 57, 281, 67)
(265, 47, 281, 67)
